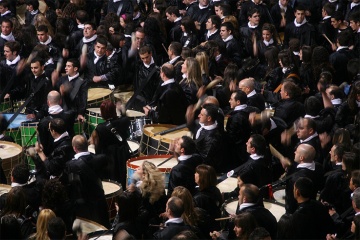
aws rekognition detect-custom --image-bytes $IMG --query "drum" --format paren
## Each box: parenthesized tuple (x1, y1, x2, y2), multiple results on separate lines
(88, 141, 139, 157)
(114, 91, 134, 104)
(129, 117, 151, 141)
(3, 113, 27, 146)
(88, 230, 113, 240)
(102, 180, 123, 220)
(0, 184, 11, 196)
(224, 199, 285, 221)
(73, 217, 107, 236)
(126, 110, 145, 119)
(126, 155, 177, 188)
(273, 189, 286, 205)
(0, 141, 23, 184)
(85, 108, 105, 136)
(20, 121, 38, 147)
(0, 99, 12, 113)
(216, 177, 238, 193)
(73, 120, 85, 136)
(87, 88, 112, 108)
(140, 124, 192, 155)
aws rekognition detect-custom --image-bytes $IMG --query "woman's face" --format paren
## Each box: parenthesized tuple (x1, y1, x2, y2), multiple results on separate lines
(262, 30, 272, 42)
(180, 24, 185, 32)
(299, 49, 303, 61)
(233, 225, 242, 237)
(351, 221, 356, 233)
(194, 172, 199, 185)
(279, 59, 283, 68)
(181, 60, 188, 74)
(120, 17, 126, 28)
(136, 165, 144, 179)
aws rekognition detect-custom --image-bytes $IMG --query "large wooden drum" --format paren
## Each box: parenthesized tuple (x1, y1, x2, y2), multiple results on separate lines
(0, 141, 23, 184)
(87, 88, 112, 108)
(140, 124, 192, 155)
(102, 180, 123, 220)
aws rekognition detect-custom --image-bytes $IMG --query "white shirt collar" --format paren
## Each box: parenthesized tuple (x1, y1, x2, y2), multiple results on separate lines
(30, 9, 38, 15)
(48, 105, 63, 114)
(323, 16, 331, 20)
(239, 202, 255, 211)
(143, 57, 155, 68)
(300, 132, 318, 143)
(297, 162, 315, 171)
(114, 0, 122, 2)
(234, 104, 247, 111)
(165, 218, 183, 226)
(223, 35, 234, 42)
(74, 152, 91, 160)
(196, 122, 218, 139)
(1, 32, 15, 41)
(1, 10, 11, 16)
(215, 54, 222, 61)
(94, 51, 105, 64)
(294, 18, 307, 27)
(174, 17, 182, 22)
(6, 55, 20, 66)
(45, 58, 54, 66)
(68, 72, 79, 82)
(304, 114, 320, 119)
(207, 29, 218, 38)
(293, 51, 300, 56)
(270, 118, 277, 131)
(178, 155, 192, 161)
(263, 38, 274, 46)
(78, 24, 84, 29)
(337, 46, 348, 51)
(247, 90, 256, 97)
(248, 22, 258, 29)
(199, 3, 209, 9)
(40, 35, 52, 45)
(169, 55, 180, 64)
(54, 131, 69, 142)
(11, 182, 27, 187)
(331, 98, 342, 105)
(161, 78, 175, 86)
(133, 12, 141, 20)
(250, 153, 264, 160)
(83, 34, 97, 43)
(351, 2, 360, 9)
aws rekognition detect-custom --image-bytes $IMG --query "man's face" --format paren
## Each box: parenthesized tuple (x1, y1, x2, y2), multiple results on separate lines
(95, 42, 106, 56)
(246, 137, 254, 154)
(198, 108, 208, 124)
(238, 187, 245, 205)
(229, 92, 239, 109)
(296, 119, 312, 140)
(329, 145, 337, 162)
(26, 4, 34, 11)
(83, 24, 96, 39)
(140, 52, 152, 65)
(349, 20, 360, 31)
(280, 85, 287, 99)
(174, 138, 184, 155)
(214, 6, 223, 17)
(166, 12, 174, 22)
(65, 62, 77, 76)
(220, 26, 231, 39)
(0, 6, 8, 15)
(31, 61, 44, 77)
(279, 0, 288, 6)
(331, 18, 341, 29)
(37, 31, 49, 43)
(295, 10, 305, 23)
(135, 31, 145, 49)
(4, 46, 16, 61)
(206, 18, 214, 30)
(199, 0, 209, 7)
(294, 147, 302, 163)
(249, 12, 260, 25)
(1, 22, 12, 35)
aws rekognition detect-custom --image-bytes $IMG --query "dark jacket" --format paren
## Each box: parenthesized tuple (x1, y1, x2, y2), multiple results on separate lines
(284, 21, 316, 48)
(273, 98, 305, 127)
(329, 48, 356, 85)
(26, 73, 53, 115)
(154, 221, 191, 239)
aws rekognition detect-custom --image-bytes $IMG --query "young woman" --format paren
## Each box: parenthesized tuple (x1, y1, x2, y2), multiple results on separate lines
(180, 57, 203, 105)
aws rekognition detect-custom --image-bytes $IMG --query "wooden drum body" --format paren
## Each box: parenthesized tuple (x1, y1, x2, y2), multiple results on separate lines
(20, 121, 38, 146)
(102, 180, 123, 220)
(0, 141, 23, 184)
(85, 108, 105, 136)
(87, 88, 112, 108)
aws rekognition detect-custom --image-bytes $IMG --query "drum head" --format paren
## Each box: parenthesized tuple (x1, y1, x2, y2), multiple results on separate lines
(88, 230, 113, 240)
(102, 181, 122, 197)
(73, 218, 107, 236)
(225, 200, 238, 216)
(127, 155, 176, 171)
(88, 88, 112, 102)
(126, 110, 145, 118)
(217, 177, 238, 193)
(0, 141, 22, 159)
(127, 140, 139, 152)
(273, 189, 285, 205)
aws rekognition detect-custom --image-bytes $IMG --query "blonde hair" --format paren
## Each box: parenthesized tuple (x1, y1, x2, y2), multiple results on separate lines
(181, 57, 202, 88)
(171, 186, 199, 226)
(195, 52, 209, 77)
(34, 13, 54, 37)
(223, 15, 239, 30)
(35, 209, 56, 240)
(139, 161, 165, 204)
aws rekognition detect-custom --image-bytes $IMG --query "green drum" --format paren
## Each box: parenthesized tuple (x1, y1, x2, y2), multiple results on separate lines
(0, 99, 12, 113)
(73, 120, 85, 136)
(85, 108, 105, 136)
(20, 121, 38, 147)
(3, 113, 27, 146)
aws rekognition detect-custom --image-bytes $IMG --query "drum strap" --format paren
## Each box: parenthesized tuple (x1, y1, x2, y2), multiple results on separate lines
(69, 77, 85, 101)
(105, 121, 134, 156)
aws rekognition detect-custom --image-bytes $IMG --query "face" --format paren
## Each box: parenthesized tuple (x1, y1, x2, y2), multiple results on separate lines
(65, 62, 78, 76)
(199, 0, 209, 6)
(1, 22, 12, 35)
(194, 172, 199, 184)
(246, 138, 254, 154)
(294, 147, 302, 163)
(180, 24, 185, 32)
(26, 4, 34, 11)
(349, 177, 356, 191)
(262, 30, 272, 42)
(198, 108, 208, 124)
(174, 138, 184, 155)
(31, 61, 44, 77)
(181, 60, 187, 74)
(249, 12, 260, 25)
(136, 165, 144, 179)
(37, 31, 49, 43)
(279, 0, 288, 6)
(214, 6, 223, 17)
(295, 10, 305, 23)
(351, 221, 356, 233)
(331, 18, 341, 29)
(0, 6, 7, 14)
(296, 119, 312, 140)
(349, 20, 360, 31)
(229, 92, 239, 109)
(220, 26, 231, 39)
(4, 46, 16, 61)
(166, 13, 173, 22)
(119, 17, 126, 28)
(329, 145, 337, 162)
(95, 42, 106, 56)
(206, 18, 214, 30)
(140, 52, 152, 65)
(135, 31, 145, 49)
(233, 225, 242, 238)
(83, 24, 96, 38)
(280, 84, 287, 99)
(238, 187, 245, 205)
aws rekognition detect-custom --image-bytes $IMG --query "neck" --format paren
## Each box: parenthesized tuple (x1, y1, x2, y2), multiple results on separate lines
(296, 197, 309, 204)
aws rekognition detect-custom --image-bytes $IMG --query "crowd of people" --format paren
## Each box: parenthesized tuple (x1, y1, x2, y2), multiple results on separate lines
(0, 0, 360, 239)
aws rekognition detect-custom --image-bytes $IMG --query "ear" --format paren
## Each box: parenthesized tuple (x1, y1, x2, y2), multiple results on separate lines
(74, 66, 79, 72)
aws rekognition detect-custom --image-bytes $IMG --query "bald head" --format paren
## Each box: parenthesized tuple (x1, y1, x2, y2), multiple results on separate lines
(239, 77, 255, 94)
(295, 144, 316, 163)
(161, 63, 175, 79)
(47, 91, 61, 106)
(72, 135, 88, 152)
(204, 96, 219, 106)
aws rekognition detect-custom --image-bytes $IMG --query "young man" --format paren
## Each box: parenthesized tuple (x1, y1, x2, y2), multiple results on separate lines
(36, 25, 61, 63)
(0, 19, 15, 58)
(166, 6, 183, 42)
(1, 41, 21, 98)
(0, 0, 15, 22)
(74, 22, 98, 58)
(220, 22, 241, 66)
(25, 0, 40, 25)
(349, 12, 360, 58)
(270, 0, 294, 32)
(202, 15, 223, 44)
(240, 8, 262, 58)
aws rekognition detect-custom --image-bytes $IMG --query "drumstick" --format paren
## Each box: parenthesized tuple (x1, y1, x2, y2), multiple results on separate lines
(154, 124, 187, 136)
(157, 156, 174, 167)
(322, 34, 333, 45)
(206, 78, 222, 90)
(269, 144, 284, 161)
(215, 216, 232, 221)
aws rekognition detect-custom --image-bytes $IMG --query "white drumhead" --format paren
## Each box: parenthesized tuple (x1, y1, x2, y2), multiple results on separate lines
(225, 200, 238, 215)
(73, 218, 107, 235)
(129, 158, 177, 169)
(0, 184, 11, 196)
(87, 108, 102, 114)
(88, 88, 112, 101)
(102, 181, 121, 195)
(127, 141, 139, 151)
(0, 142, 22, 159)
(217, 177, 238, 193)
(88, 144, 95, 154)
(126, 110, 145, 117)
(273, 189, 285, 205)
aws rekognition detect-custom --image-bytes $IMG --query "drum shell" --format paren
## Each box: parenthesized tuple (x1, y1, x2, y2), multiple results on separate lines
(3, 113, 27, 145)
(20, 121, 38, 146)
(0, 99, 12, 113)
(126, 155, 176, 188)
(0, 141, 23, 184)
(102, 180, 123, 220)
(85, 108, 105, 136)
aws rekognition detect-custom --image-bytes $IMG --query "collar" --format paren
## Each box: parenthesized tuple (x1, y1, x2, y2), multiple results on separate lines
(133, 12, 141, 20)
(143, 57, 155, 68)
(78, 24, 84, 29)
(304, 114, 320, 119)
(83, 34, 97, 43)
(279, 0, 287, 11)
(174, 17, 182, 22)
(323, 16, 331, 20)
(48, 105, 63, 114)
(54, 131, 69, 142)
(114, 0, 122, 2)
(1, 32, 15, 41)
(331, 98, 342, 105)
(247, 90, 256, 97)
(161, 78, 175, 86)
(328, 0, 337, 2)
(351, 2, 360, 9)
(297, 161, 315, 171)
(196, 122, 218, 139)
(182, 73, 187, 79)
(263, 38, 274, 46)
(294, 18, 307, 27)
(199, 3, 209, 9)
(223, 35, 233, 42)
(270, 118, 277, 131)
(293, 51, 300, 56)
(178, 155, 192, 161)
(234, 104, 247, 111)
(300, 132, 318, 143)
(207, 29, 218, 38)
(282, 67, 289, 74)
(169, 56, 180, 64)
(30, 9, 38, 15)
(74, 152, 91, 160)
(45, 58, 54, 66)
(215, 54, 222, 61)
(165, 218, 183, 226)
(357, 28, 360, 33)
(68, 72, 79, 82)
(239, 202, 255, 211)
(11, 182, 27, 187)
(1, 10, 11, 16)
(250, 153, 264, 160)
(107, 50, 116, 59)
(183, 32, 188, 37)
(336, 162, 342, 166)
(355, 211, 360, 216)
(356, 100, 360, 107)
(94, 51, 105, 64)
(248, 22, 258, 29)
(337, 46, 348, 51)
(6, 55, 20, 66)
(40, 35, 52, 45)
(34, 71, 45, 78)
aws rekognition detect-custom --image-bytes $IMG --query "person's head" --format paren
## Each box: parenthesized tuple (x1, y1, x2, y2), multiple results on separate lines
(351, 215, 360, 239)
(116, 191, 141, 222)
(246, 134, 267, 156)
(36, 209, 56, 240)
(279, 0, 289, 7)
(352, 188, 360, 211)
(168, 42, 182, 58)
(75, 10, 89, 24)
(36, 25, 49, 43)
(174, 136, 197, 155)
(11, 164, 29, 184)
(239, 77, 255, 94)
(134, 27, 145, 49)
(30, 57, 45, 77)
(0, 1, 10, 15)
(4, 41, 20, 61)
(72, 135, 88, 153)
(233, 212, 258, 239)
(336, 30, 352, 47)
(327, 86, 344, 101)
(322, 3, 335, 18)
(94, 37, 107, 56)
(348, 81, 360, 110)
(342, 152, 357, 174)
(180, 16, 197, 34)
(294, 144, 316, 164)
(304, 96, 322, 116)
(160, 63, 174, 80)
(182, 57, 202, 88)
(83, 22, 96, 39)
(214, 3, 231, 18)
(294, 5, 306, 23)
(347, 59, 360, 81)
(172, 230, 199, 239)
(229, 90, 247, 109)
(203, 96, 220, 106)
(47, 217, 66, 240)
(349, 12, 360, 32)
(195, 164, 217, 190)
(248, 8, 260, 26)
(277, 214, 294, 239)
(280, 80, 300, 100)
(181, 47, 193, 59)
(261, 23, 275, 42)
(249, 227, 272, 240)
(278, 49, 295, 68)
(166, 197, 184, 218)
(220, 21, 234, 39)
(139, 45, 153, 65)
(119, 13, 132, 28)
(195, 51, 209, 75)
(1, 19, 12, 35)
(47, 91, 61, 107)
(238, 184, 260, 205)
(25, 0, 39, 11)
(293, 177, 314, 202)
(299, 45, 312, 63)
(100, 100, 117, 120)
(165, 6, 180, 22)
(330, 143, 349, 163)
(350, 170, 360, 191)
(223, 15, 239, 30)
(171, 186, 198, 226)
(2, 187, 26, 216)
(331, 11, 345, 29)
(206, 15, 221, 31)
(198, 103, 218, 125)
(65, 59, 80, 76)
(332, 128, 352, 145)
(264, 46, 280, 69)
(49, 118, 66, 136)
(0, 214, 22, 239)
(42, 179, 68, 210)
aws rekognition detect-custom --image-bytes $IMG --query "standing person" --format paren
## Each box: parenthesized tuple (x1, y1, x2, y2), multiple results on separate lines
(36, 25, 61, 63)
(180, 57, 202, 105)
(66, 135, 109, 228)
(180, 16, 198, 48)
(270, 0, 294, 33)
(166, 42, 183, 82)
(240, 9, 262, 58)
(91, 100, 131, 189)
(166, 6, 183, 43)
(0, 19, 15, 58)
(220, 22, 242, 66)
(25, 0, 40, 25)
(202, 15, 223, 45)
(28, 209, 56, 240)
(238, 78, 265, 111)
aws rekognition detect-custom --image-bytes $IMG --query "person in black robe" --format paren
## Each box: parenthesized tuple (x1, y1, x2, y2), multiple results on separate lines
(270, 0, 295, 33)
(165, 6, 183, 43)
